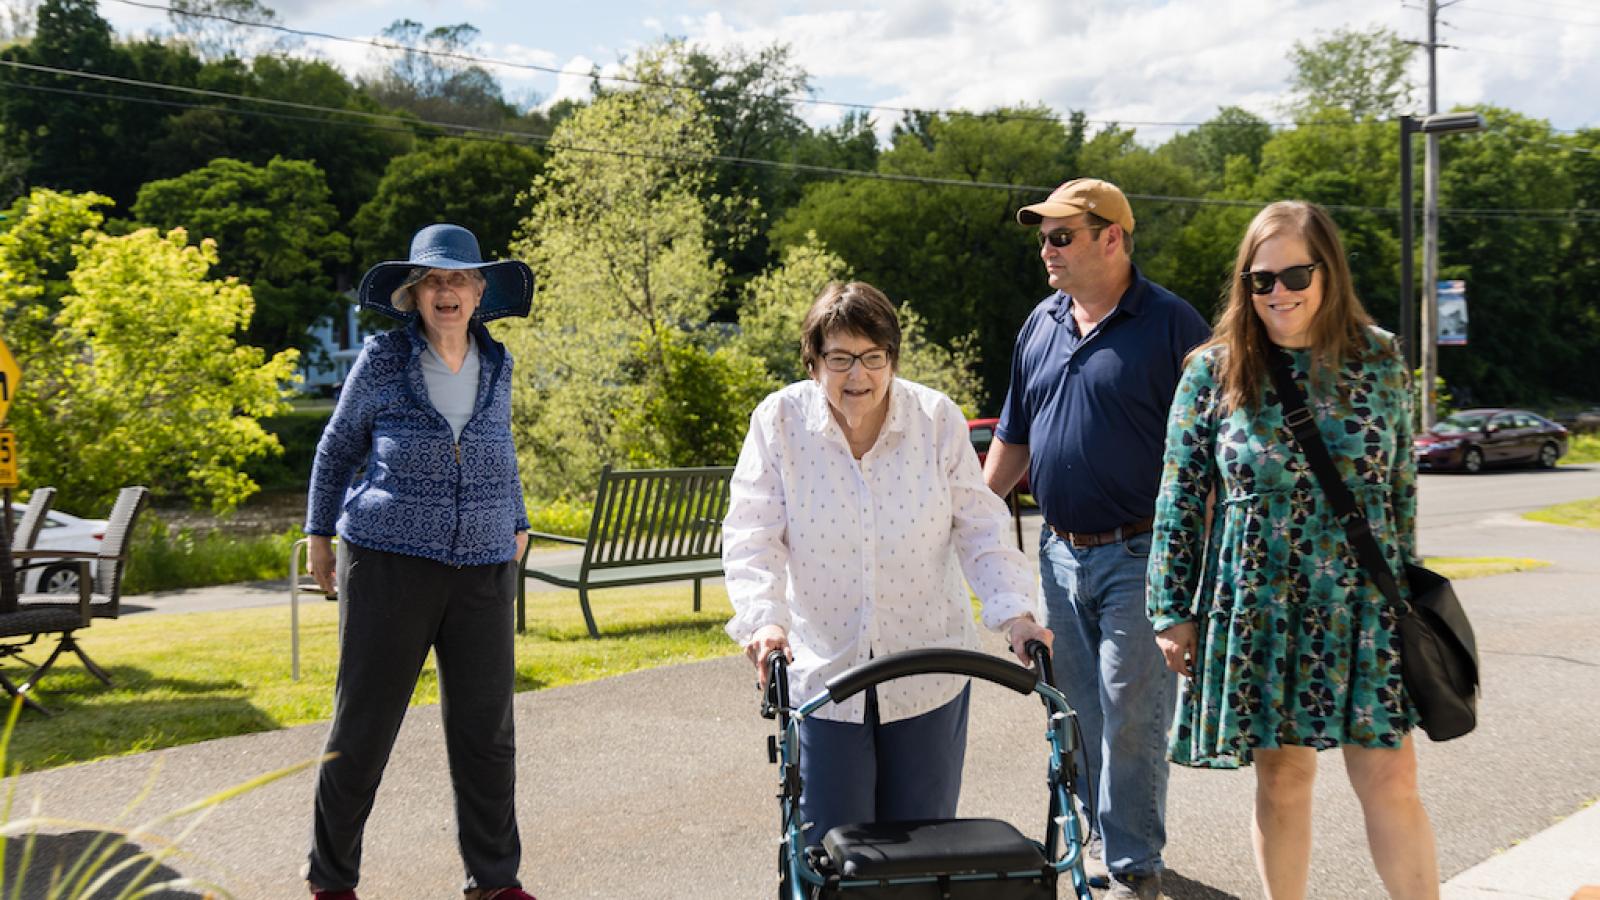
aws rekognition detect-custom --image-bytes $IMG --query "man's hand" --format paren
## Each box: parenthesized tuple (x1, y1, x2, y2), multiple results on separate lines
(515, 530, 529, 561)
(744, 624, 791, 690)
(1156, 621, 1198, 677)
(308, 535, 337, 595)
(1003, 614, 1052, 666)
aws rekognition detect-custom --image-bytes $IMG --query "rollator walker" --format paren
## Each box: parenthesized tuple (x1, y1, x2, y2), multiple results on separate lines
(759, 642, 1094, 899)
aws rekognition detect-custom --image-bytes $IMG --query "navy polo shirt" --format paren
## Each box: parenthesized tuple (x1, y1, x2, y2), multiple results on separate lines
(996, 266, 1210, 534)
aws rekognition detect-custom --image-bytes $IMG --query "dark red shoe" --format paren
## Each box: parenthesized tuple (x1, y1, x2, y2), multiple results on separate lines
(312, 891, 358, 900)
(479, 890, 536, 900)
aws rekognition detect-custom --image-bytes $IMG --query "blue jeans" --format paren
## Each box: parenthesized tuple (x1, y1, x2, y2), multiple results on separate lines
(797, 685, 971, 845)
(1039, 526, 1174, 877)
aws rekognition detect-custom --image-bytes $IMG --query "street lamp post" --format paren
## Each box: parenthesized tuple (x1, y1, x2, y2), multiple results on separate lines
(1397, 111, 1484, 428)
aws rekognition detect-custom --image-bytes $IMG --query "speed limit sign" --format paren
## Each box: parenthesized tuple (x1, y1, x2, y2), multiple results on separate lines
(0, 428, 16, 488)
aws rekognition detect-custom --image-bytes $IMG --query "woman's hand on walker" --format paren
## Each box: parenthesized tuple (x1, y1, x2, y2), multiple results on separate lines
(745, 624, 791, 689)
(308, 535, 336, 595)
(1004, 614, 1052, 666)
(1156, 621, 1198, 677)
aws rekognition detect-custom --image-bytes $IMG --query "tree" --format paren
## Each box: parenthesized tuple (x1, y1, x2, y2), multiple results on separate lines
(1434, 107, 1580, 404)
(773, 106, 1081, 408)
(0, 0, 202, 206)
(1, 190, 297, 512)
(360, 19, 515, 130)
(1284, 26, 1417, 120)
(131, 157, 350, 355)
(503, 47, 733, 499)
(166, 0, 297, 62)
(734, 236, 982, 413)
(351, 137, 543, 264)
(0, 0, 36, 43)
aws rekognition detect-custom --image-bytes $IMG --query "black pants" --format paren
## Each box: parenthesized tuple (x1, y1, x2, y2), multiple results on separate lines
(306, 544, 522, 893)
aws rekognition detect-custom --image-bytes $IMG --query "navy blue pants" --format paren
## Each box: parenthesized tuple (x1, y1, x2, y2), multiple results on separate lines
(305, 544, 522, 893)
(797, 684, 971, 845)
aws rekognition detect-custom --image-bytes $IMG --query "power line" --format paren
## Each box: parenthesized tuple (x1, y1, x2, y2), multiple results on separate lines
(103, 0, 1325, 131)
(3, 61, 1598, 223)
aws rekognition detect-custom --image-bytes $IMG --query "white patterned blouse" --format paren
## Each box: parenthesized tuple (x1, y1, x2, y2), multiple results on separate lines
(723, 377, 1039, 725)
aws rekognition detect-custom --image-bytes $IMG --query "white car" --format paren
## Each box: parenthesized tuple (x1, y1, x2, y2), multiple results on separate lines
(9, 508, 108, 595)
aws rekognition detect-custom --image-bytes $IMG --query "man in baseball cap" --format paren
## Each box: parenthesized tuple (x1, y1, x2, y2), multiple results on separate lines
(984, 179, 1209, 899)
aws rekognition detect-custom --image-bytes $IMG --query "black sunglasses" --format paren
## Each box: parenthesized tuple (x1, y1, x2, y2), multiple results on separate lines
(1037, 225, 1105, 248)
(1243, 262, 1321, 295)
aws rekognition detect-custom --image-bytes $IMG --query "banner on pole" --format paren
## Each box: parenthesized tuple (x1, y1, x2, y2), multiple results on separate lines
(1438, 280, 1468, 347)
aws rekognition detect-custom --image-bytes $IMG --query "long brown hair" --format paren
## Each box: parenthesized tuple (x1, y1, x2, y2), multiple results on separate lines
(1196, 201, 1376, 412)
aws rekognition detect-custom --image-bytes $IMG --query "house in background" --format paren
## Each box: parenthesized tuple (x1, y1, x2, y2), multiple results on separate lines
(299, 298, 381, 396)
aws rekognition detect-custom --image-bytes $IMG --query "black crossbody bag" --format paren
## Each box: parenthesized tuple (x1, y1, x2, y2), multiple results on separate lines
(1269, 350, 1479, 741)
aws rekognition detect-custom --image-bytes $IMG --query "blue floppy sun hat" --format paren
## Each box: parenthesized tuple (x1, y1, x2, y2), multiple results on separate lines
(358, 223, 535, 323)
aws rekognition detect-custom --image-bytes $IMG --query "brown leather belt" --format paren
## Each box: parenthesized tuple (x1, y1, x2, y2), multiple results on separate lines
(1049, 516, 1155, 549)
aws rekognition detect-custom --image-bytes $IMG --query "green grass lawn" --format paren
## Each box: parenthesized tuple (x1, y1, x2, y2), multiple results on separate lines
(1564, 433, 1600, 465)
(1524, 496, 1600, 530)
(6, 586, 737, 774)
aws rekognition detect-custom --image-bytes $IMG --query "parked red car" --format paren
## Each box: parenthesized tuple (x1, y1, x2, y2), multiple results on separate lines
(968, 417, 1029, 494)
(1413, 408, 1569, 473)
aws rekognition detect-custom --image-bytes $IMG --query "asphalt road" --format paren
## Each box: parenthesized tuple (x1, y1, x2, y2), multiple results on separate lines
(6, 465, 1599, 899)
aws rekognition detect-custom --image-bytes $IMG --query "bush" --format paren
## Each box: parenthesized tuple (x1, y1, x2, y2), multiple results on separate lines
(527, 499, 593, 539)
(124, 518, 303, 594)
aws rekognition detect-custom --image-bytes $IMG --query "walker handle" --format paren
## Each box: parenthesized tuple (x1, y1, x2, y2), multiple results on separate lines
(824, 648, 1036, 704)
(1026, 639, 1055, 689)
(761, 650, 789, 719)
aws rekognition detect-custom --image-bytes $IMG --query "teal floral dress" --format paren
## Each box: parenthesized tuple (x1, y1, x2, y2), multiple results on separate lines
(1147, 327, 1419, 769)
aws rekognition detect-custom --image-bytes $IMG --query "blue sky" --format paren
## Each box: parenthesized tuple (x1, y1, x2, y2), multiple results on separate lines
(96, 0, 1600, 141)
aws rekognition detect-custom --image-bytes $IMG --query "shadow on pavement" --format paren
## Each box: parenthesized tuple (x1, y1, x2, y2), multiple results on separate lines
(1164, 869, 1244, 900)
(1, 830, 210, 898)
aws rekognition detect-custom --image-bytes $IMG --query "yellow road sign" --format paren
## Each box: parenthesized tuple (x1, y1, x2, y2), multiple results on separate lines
(0, 429, 16, 488)
(0, 336, 18, 424)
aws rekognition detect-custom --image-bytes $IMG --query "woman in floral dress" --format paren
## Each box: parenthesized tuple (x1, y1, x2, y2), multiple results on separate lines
(1147, 201, 1440, 899)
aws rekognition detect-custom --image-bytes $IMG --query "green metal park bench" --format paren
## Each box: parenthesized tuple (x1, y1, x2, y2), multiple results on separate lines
(517, 464, 734, 638)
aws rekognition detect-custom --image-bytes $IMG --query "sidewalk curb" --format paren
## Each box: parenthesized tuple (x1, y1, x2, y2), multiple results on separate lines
(1443, 800, 1600, 899)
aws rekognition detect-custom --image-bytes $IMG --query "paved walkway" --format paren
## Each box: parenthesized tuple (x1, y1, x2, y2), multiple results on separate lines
(5, 473, 1599, 898)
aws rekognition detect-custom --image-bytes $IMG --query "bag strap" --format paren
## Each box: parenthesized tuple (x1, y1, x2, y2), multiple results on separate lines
(1267, 349, 1410, 615)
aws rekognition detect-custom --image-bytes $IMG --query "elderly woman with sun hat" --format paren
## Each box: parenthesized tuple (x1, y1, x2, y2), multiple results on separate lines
(302, 223, 539, 900)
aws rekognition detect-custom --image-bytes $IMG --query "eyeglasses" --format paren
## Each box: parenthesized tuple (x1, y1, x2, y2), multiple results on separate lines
(417, 270, 477, 292)
(820, 349, 891, 372)
(1038, 226, 1105, 248)
(1242, 262, 1321, 295)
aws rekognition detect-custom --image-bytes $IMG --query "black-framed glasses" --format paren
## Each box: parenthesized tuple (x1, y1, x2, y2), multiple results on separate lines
(1242, 262, 1321, 295)
(1038, 225, 1105, 248)
(820, 348, 891, 372)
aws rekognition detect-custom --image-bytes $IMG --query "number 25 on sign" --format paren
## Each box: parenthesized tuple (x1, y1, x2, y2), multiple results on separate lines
(0, 429, 16, 489)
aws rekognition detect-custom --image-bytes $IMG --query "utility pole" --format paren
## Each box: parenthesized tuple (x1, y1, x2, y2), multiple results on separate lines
(1421, 0, 1441, 429)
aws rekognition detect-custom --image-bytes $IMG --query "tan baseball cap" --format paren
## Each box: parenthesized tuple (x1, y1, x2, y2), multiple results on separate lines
(1016, 178, 1136, 234)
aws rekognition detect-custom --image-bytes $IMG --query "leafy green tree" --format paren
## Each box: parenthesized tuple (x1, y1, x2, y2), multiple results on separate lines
(773, 106, 1080, 408)
(1284, 25, 1417, 120)
(131, 156, 350, 354)
(1435, 107, 1576, 404)
(503, 48, 731, 499)
(351, 137, 543, 263)
(734, 236, 982, 413)
(0, 0, 201, 205)
(2, 194, 297, 512)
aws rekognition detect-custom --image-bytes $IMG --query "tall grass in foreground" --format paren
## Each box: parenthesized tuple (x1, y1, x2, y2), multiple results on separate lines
(0, 699, 321, 898)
